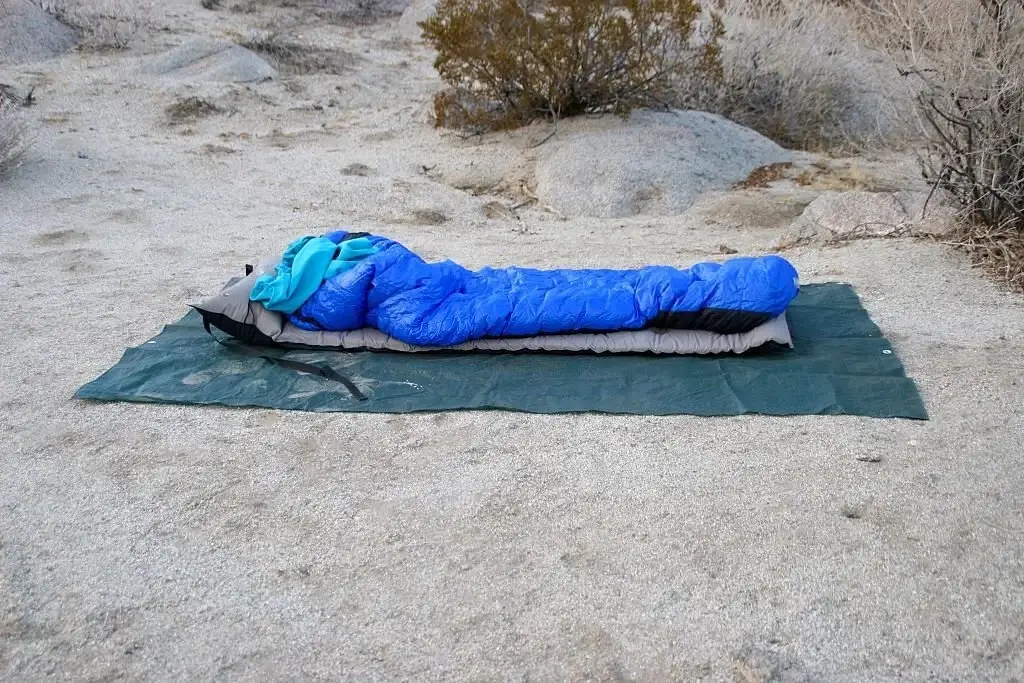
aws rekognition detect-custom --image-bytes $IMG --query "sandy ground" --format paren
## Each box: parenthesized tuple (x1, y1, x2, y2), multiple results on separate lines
(2, 2, 1024, 681)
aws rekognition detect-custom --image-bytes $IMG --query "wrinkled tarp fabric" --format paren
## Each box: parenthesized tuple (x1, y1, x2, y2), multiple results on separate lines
(265, 230, 800, 347)
(249, 234, 377, 314)
(76, 283, 928, 419)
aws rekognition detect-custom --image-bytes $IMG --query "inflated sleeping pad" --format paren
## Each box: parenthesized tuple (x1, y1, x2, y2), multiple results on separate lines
(196, 230, 801, 354)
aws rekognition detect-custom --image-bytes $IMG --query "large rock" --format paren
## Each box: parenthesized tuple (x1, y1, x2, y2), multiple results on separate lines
(143, 39, 276, 84)
(533, 110, 793, 218)
(775, 191, 910, 248)
(398, 0, 436, 41)
(0, 0, 78, 66)
(894, 189, 958, 237)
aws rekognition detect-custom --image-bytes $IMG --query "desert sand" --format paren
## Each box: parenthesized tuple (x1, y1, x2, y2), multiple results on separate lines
(1, 1, 1024, 680)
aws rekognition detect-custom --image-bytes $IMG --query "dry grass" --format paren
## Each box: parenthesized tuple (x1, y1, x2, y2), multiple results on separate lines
(946, 221, 1024, 293)
(733, 162, 793, 189)
(32, 0, 150, 49)
(0, 105, 29, 179)
(700, 0, 913, 152)
(731, 158, 898, 191)
(236, 29, 356, 74)
(313, 0, 409, 23)
(165, 96, 222, 124)
(793, 163, 900, 192)
(227, 0, 406, 23)
(855, 0, 1024, 292)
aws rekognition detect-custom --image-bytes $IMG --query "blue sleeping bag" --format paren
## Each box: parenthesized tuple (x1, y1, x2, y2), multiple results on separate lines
(252, 230, 800, 346)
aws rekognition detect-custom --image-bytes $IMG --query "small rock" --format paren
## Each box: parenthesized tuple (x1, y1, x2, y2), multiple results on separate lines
(341, 163, 373, 177)
(483, 201, 515, 220)
(856, 454, 883, 463)
(76, 151, 88, 159)
(201, 143, 237, 155)
(409, 208, 448, 225)
(840, 504, 864, 519)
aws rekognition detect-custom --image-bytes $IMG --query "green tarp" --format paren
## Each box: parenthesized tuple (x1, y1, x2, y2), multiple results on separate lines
(74, 283, 928, 419)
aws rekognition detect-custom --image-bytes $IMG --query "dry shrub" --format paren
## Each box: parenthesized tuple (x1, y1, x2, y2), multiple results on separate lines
(857, 0, 1024, 291)
(703, 0, 910, 152)
(420, 0, 725, 132)
(166, 96, 221, 124)
(228, 0, 406, 22)
(314, 0, 409, 22)
(0, 104, 29, 179)
(237, 29, 356, 74)
(32, 0, 149, 49)
(951, 221, 1024, 292)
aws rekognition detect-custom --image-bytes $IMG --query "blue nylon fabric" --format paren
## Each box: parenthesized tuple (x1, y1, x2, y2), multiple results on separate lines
(284, 231, 800, 346)
(249, 234, 377, 314)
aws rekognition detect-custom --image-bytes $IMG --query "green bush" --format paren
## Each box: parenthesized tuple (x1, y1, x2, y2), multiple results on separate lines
(419, 0, 724, 131)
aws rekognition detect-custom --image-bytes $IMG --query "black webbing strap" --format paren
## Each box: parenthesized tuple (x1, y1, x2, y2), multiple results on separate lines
(202, 319, 367, 401)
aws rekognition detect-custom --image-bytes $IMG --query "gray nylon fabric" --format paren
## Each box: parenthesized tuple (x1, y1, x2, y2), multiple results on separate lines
(75, 283, 928, 419)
